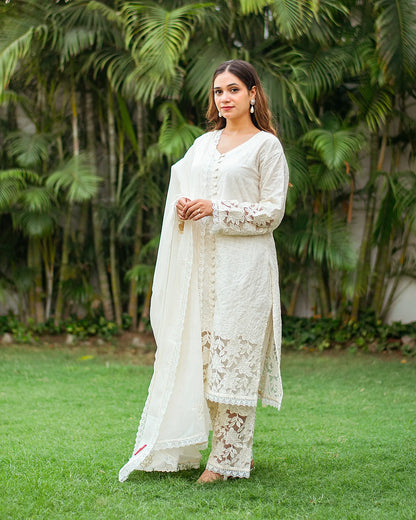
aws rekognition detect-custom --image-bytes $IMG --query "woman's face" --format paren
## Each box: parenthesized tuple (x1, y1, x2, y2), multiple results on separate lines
(213, 70, 256, 123)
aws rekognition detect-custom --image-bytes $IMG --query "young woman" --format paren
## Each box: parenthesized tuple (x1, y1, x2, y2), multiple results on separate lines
(119, 60, 289, 484)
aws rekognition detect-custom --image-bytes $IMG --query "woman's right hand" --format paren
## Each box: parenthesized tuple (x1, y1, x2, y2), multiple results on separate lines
(176, 197, 191, 220)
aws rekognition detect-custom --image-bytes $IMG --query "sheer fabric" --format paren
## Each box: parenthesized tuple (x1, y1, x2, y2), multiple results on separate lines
(206, 401, 256, 479)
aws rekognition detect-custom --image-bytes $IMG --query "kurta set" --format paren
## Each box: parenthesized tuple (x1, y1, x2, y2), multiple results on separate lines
(119, 129, 289, 482)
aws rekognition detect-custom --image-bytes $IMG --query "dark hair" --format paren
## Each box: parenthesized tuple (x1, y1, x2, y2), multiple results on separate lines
(206, 60, 277, 136)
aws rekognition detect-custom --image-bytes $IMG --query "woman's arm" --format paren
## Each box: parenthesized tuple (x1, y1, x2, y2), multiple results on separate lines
(211, 149, 289, 236)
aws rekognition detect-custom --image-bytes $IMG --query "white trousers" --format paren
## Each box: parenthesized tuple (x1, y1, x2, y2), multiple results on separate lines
(205, 400, 256, 478)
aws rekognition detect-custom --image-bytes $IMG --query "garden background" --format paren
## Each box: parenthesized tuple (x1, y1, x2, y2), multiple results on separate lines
(1, 0, 416, 343)
(0, 3, 415, 519)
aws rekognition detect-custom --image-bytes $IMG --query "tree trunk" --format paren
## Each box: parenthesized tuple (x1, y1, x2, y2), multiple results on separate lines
(380, 225, 411, 321)
(350, 132, 379, 321)
(32, 238, 45, 324)
(107, 89, 122, 326)
(54, 204, 71, 325)
(85, 90, 114, 321)
(287, 244, 308, 316)
(40, 235, 56, 321)
(128, 102, 146, 330)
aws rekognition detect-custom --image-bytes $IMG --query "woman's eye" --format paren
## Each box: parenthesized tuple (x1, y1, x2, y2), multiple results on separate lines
(214, 90, 222, 96)
(230, 88, 239, 93)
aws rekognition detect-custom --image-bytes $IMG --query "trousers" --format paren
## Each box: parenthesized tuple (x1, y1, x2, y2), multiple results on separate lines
(205, 400, 257, 478)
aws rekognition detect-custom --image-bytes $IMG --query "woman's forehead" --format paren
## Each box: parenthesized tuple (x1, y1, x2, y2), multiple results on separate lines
(213, 71, 244, 88)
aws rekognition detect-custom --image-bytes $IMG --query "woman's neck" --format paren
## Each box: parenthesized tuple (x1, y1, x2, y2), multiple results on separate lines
(222, 117, 258, 135)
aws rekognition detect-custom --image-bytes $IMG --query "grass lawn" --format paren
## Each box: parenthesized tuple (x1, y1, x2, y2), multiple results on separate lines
(0, 344, 415, 520)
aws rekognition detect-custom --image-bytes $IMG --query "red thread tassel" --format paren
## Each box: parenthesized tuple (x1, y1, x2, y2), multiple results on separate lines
(134, 444, 147, 456)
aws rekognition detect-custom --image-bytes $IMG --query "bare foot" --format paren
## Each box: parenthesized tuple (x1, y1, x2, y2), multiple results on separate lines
(196, 469, 225, 484)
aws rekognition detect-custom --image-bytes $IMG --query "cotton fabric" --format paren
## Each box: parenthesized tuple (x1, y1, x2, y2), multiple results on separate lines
(119, 130, 289, 482)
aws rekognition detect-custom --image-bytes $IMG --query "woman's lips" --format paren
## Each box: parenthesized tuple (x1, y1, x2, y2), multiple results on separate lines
(221, 106, 233, 111)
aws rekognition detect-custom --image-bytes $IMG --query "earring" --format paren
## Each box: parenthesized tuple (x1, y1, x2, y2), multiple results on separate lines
(250, 99, 255, 114)
(218, 110, 222, 118)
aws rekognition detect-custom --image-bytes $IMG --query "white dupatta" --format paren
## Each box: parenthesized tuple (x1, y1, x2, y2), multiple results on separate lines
(119, 140, 210, 482)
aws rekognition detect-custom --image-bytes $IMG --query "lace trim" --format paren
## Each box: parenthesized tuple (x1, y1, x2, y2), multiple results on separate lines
(155, 434, 208, 451)
(141, 460, 202, 474)
(143, 462, 201, 473)
(205, 392, 258, 407)
(205, 463, 250, 479)
(259, 397, 281, 409)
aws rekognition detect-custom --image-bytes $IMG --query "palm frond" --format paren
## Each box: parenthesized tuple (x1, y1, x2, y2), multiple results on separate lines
(302, 124, 365, 170)
(125, 264, 155, 294)
(186, 44, 229, 103)
(306, 0, 349, 45)
(0, 26, 34, 92)
(122, 1, 211, 100)
(284, 144, 311, 212)
(239, 0, 269, 15)
(283, 212, 357, 270)
(46, 154, 101, 203)
(6, 131, 52, 168)
(19, 186, 53, 213)
(86, 49, 135, 95)
(125, 63, 185, 105)
(270, 0, 315, 40)
(60, 27, 98, 64)
(349, 82, 394, 132)
(375, 0, 416, 84)
(0, 89, 18, 105)
(394, 170, 416, 224)
(309, 163, 349, 192)
(296, 47, 352, 99)
(158, 102, 204, 161)
(57, 0, 123, 47)
(13, 211, 55, 238)
(0, 169, 41, 210)
(85, 1, 124, 26)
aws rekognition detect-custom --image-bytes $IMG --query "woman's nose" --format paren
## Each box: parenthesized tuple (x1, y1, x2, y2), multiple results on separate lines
(219, 91, 230, 103)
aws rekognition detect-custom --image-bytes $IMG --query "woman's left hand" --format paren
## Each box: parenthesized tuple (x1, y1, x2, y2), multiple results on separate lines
(184, 199, 213, 221)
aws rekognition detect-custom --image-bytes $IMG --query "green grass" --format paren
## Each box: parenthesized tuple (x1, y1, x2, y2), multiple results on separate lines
(0, 345, 415, 520)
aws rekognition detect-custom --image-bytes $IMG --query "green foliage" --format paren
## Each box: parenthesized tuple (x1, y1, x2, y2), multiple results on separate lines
(158, 102, 204, 161)
(375, 0, 416, 85)
(1, 312, 415, 355)
(0, 313, 133, 341)
(46, 154, 101, 203)
(282, 314, 416, 355)
(302, 123, 365, 171)
(0, 0, 415, 329)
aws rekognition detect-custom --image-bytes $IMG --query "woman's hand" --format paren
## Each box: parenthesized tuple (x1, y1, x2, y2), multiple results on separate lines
(184, 199, 213, 221)
(176, 197, 191, 220)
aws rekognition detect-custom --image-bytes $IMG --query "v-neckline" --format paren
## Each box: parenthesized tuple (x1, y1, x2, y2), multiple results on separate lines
(215, 129, 263, 156)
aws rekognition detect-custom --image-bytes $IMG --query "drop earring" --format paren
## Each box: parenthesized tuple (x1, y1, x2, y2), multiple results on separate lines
(250, 99, 255, 114)
(218, 110, 222, 118)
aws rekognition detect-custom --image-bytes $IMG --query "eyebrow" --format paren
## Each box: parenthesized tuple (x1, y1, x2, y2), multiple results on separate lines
(213, 83, 240, 90)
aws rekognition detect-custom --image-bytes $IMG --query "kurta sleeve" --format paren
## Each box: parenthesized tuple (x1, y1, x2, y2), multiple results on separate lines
(211, 142, 289, 236)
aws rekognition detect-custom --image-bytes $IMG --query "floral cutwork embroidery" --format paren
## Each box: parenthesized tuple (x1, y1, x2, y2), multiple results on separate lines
(202, 331, 265, 405)
(213, 200, 274, 233)
(206, 401, 256, 478)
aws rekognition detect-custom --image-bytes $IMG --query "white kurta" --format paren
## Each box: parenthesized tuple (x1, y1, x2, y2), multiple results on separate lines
(119, 129, 289, 482)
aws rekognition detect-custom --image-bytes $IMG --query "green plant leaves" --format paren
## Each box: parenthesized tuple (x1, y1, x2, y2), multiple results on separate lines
(46, 154, 101, 203)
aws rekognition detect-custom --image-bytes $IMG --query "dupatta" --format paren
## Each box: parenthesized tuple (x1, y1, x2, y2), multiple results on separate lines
(119, 138, 211, 482)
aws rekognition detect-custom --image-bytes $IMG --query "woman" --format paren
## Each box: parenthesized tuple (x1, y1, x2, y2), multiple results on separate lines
(119, 60, 289, 484)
